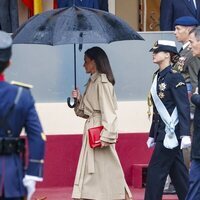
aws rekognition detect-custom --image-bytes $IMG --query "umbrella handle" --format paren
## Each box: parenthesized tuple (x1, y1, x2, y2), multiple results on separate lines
(67, 97, 77, 108)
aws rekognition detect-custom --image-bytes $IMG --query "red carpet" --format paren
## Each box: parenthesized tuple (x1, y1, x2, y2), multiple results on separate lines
(33, 187, 178, 200)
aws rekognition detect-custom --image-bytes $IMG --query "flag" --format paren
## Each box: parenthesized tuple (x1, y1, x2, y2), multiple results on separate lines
(22, 0, 33, 10)
(54, 0, 58, 9)
(22, 0, 33, 17)
(34, 0, 43, 15)
(22, 0, 43, 16)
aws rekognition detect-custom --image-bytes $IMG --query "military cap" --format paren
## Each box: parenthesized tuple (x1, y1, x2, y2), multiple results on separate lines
(174, 16, 199, 27)
(0, 31, 12, 62)
(149, 40, 178, 55)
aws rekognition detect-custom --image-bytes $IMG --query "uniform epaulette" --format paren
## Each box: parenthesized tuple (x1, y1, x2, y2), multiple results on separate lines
(101, 74, 108, 83)
(11, 81, 33, 89)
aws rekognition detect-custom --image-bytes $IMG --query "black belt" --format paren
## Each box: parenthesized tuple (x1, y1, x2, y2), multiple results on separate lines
(0, 138, 25, 155)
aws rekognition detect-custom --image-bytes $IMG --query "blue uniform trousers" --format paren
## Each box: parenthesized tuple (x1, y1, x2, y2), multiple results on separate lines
(186, 159, 200, 200)
(144, 142, 189, 200)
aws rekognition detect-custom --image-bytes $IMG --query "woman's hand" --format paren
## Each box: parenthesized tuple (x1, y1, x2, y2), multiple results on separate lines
(101, 141, 110, 148)
(72, 89, 81, 100)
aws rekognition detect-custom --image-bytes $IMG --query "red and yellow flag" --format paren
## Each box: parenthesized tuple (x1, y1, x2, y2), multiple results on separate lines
(22, 0, 43, 17)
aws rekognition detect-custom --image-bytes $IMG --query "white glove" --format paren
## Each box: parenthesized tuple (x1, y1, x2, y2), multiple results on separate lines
(180, 136, 191, 149)
(146, 137, 155, 148)
(23, 175, 36, 200)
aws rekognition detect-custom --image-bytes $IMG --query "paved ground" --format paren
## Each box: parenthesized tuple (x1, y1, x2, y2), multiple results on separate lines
(33, 187, 178, 200)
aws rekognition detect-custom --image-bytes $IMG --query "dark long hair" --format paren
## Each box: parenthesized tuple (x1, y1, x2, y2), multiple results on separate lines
(85, 47, 115, 85)
(0, 61, 9, 73)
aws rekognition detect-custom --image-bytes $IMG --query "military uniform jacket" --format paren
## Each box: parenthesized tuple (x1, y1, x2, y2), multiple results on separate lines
(173, 44, 200, 114)
(191, 72, 200, 159)
(149, 66, 190, 142)
(0, 80, 45, 198)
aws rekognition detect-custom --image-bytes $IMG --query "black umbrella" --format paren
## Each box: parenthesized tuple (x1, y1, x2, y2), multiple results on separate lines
(13, 6, 144, 107)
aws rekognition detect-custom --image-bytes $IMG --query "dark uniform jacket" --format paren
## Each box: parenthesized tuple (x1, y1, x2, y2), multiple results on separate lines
(160, 0, 200, 31)
(150, 66, 190, 142)
(191, 72, 200, 159)
(0, 80, 45, 198)
(57, 0, 108, 11)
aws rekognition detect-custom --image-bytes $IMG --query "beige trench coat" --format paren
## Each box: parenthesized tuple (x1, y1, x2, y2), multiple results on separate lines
(72, 73, 132, 200)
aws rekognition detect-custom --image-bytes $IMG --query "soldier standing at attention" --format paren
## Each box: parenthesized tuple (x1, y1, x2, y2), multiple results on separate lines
(145, 40, 191, 200)
(0, 30, 46, 200)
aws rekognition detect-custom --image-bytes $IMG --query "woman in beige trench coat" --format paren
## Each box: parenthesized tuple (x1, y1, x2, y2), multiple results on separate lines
(71, 47, 132, 200)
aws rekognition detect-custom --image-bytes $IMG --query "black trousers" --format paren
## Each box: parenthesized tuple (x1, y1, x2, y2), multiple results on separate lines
(144, 142, 189, 200)
(0, 0, 19, 33)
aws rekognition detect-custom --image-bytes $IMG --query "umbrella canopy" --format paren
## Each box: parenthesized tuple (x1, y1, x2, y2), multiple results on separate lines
(13, 6, 144, 45)
(13, 6, 144, 107)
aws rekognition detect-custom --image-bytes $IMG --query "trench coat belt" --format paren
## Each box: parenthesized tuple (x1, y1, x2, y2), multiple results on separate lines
(74, 112, 101, 185)
(87, 112, 101, 174)
(74, 130, 87, 185)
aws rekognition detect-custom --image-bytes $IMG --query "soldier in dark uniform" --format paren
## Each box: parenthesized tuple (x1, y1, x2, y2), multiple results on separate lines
(0, 30, 46, 200)
(145, 40, 191, 200)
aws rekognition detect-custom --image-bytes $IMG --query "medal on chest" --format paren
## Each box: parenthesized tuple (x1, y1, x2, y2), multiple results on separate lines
(158, 82, 167, 99)
(176, 56, 186, 72)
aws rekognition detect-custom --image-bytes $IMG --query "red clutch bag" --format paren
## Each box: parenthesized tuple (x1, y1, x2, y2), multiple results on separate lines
(88, 126, 103, 148)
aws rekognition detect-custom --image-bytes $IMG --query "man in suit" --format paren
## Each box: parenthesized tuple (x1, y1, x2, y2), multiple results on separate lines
(186, 25, 200, 200)
(145, 40, 191, 200)
(0, 30, 46, 200)
(57, 0, 108, 11)
(0, 0, 19, 33)
(160, 0, 200, 31)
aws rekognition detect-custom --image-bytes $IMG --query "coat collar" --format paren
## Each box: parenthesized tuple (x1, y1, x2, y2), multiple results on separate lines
(183, 41, 190, 50)
(158, 65, 172, 79)
(90, 72, 100, 82)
